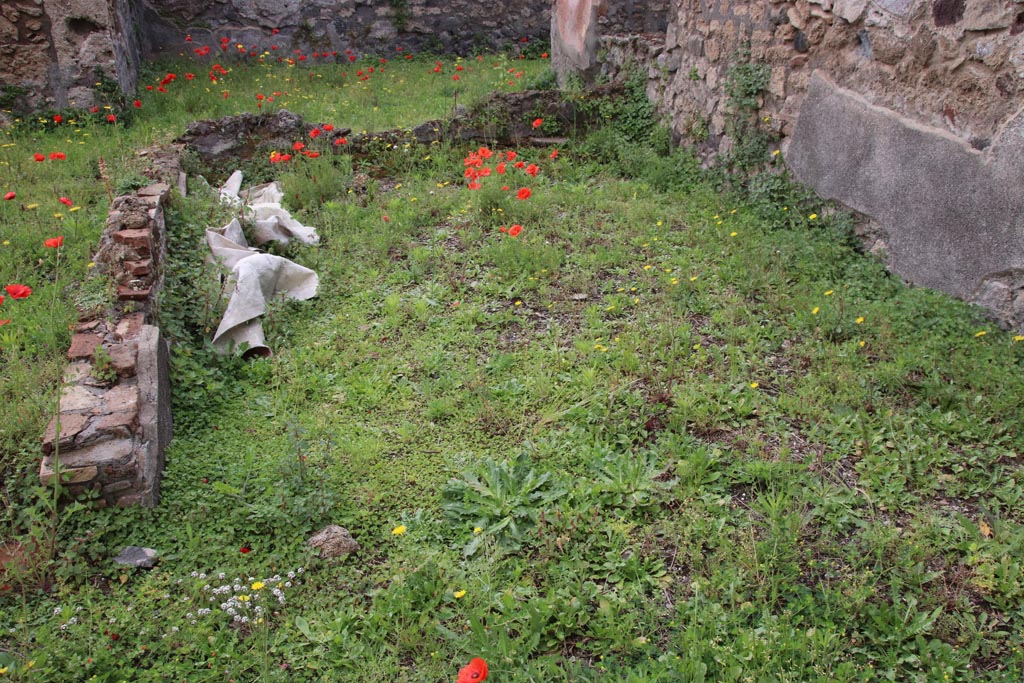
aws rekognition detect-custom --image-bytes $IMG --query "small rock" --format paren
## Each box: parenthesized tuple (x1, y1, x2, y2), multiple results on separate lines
(307, 525, 360, 559)
(113, 546, 159, 568)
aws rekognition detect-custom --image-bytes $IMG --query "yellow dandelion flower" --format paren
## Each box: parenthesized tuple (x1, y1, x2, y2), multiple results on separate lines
(689, 276, 698, 282)
(855, 316, 864, 324)
(824, 290, 833, 296)
(808, 213, 818, 220)
(251, 581, 265, 590)
(453, 590, 466, 599)
(514, 300, 522, 306)
(730, 231, 738, 237)
(974, 330, 987, 337)
(643, 265, 652, 271)
(392, 524, 407, 536)
(812, 307, 820, 315)
(25, 203, 39, 210)
(858, 340, 866, 347)
(749, 382, 759, 389)
(1014, 335, 1024, 343)
(473, 526, 483, 534)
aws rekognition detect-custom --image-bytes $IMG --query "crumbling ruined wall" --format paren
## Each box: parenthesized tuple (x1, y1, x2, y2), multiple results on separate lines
(0, 0, 142, 111)
(594, 0, 1024, 328)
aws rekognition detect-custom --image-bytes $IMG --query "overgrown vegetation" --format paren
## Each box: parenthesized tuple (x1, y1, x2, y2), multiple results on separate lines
(2, 44, 1024, 683)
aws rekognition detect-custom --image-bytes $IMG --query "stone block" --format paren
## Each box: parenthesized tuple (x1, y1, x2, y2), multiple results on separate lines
(39, 464, 98, 487)
(137, 183, 169, 197)
(136, 325, 172, 507)
(96, 411, 137, 432)
(60, 385, 103, 413)
(103, 385, 139, 415)
(67, 333, 104, 360)
(44, 438, 133, 470)
(107, 344, 137, 377)
(42, 413, 91, 454)
(114, 312, 145, 340)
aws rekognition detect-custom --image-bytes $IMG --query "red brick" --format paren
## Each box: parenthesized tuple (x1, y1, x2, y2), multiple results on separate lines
(117, 285, 152, 301)
(125, 259, 152, 277)
(113, 229, 152, 254)
(67, 333, 104, 360)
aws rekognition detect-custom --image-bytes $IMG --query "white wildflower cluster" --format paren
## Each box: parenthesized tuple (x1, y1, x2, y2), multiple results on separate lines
(190, 567, 304, 626)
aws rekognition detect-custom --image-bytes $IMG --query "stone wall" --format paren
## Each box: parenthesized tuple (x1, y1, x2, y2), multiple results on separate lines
(595, 0, 1024, 327)
(0, 0, 141, 111)
(40, 180, 174, 507)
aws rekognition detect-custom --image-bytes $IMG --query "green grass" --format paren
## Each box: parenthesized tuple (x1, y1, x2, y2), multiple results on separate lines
(3, 47, 1024, 683)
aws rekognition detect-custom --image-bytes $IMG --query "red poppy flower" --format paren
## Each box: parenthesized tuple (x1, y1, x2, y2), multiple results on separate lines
(305, 151, 320, 158)
(292, 141, 305, 151)
(49, 152, 66, 160)
(455, 65, 464, 71)
(58, 197, 73, 206)
(272, 28, 280, 35)
(505, 151, 517, 161)
(33, 153, 45, 162)
(334, 137, 347, 146)
(240, 544, 252, 554)
(549, 149, 559, 159)
(133, 99, 142, 108)
(5, 284, 31, 299)
(467, 181, 481, 190)
(525, 163, 539, 177)
(90, 106, 100, 113)
(309, 128, 321, 138)
(452, 75, 460, 81)
(185, 35, 192, 42)
(499, 226, 508, 233)
(513, 161, 525, 169)
(501, 185, 509, 191)
(53, 115, 62, 124)
(146, 85, 154, 91)
(457, 658, 488, 683)
(406, 54, 413, 59)
(349, 55, 357, 62)
(44, 236, 64, 248)
(508, 224, 523, 237)
(323, 124, 334, 132)
(516, 188, 531, 200)
(541, 52, 549, 58)
(496, 162, 506, 174)
(0, 320, 10, 326)
(185, 72, 195, 80)
(107, 114, 117, 123)
(532, 118, 543, 129)
(3, 192, 14, 201)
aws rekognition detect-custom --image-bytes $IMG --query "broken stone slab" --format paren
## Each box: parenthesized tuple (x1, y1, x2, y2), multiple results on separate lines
(42, 413, 91, 454)
(113, 546, 159, 568)
(307, 525, 360, 559)
(39, 465, 98, 487)
(59, 385, 104, 413)
(41, 438, 133, 473)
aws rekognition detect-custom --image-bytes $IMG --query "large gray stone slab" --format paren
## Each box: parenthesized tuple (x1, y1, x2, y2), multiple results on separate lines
(788, 73, 1024, 317)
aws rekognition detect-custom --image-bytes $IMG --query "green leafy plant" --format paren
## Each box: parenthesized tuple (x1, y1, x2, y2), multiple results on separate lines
(442, 453, 566, 555)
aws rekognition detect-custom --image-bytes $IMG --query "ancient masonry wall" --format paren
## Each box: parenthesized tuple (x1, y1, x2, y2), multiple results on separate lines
(598, 0, 1024, 328)
(40, 179, 174, 507)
